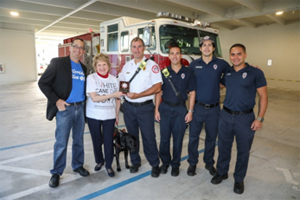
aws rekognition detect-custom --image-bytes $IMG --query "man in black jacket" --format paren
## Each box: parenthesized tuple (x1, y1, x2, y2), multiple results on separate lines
(38, 38, 89, 188)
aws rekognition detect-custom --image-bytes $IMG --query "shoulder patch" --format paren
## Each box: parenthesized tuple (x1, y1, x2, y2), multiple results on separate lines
(152, 65, 159, 74)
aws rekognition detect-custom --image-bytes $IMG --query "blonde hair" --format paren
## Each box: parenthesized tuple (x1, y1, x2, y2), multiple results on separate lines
(92, 53, 111, 72)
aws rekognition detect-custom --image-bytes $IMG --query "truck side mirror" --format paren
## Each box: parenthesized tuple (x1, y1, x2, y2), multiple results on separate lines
(143, 27, 152, 47)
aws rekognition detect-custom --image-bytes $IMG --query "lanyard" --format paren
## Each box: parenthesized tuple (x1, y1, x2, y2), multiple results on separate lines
(128, 59, 148, 83)
(162, 68, 184, 104)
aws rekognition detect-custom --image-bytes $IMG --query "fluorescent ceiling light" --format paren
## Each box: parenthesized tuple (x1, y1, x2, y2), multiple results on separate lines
(275, 11, 283, 15)
(10, 11, 19, 16)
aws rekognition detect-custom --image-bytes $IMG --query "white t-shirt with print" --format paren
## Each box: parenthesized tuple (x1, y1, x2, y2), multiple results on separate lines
(118, 57, 162, 103)
(86, 73, 119, 120)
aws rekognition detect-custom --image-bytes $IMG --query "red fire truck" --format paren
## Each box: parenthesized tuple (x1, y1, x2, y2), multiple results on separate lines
(58, 32, 100, 74)
(100, 12, 222, 76)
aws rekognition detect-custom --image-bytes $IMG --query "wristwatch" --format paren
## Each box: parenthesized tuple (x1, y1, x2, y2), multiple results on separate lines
(257, 117, 264, 122)
(188, 110, 194, 113)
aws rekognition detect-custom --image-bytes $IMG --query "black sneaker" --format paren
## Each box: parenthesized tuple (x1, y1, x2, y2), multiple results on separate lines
(187, 165, 196, 176)
(159, 164, 169, 174)
(171, 167, 179, 177)
(151, 166, 160, 178)
(130, 163, 141, 173)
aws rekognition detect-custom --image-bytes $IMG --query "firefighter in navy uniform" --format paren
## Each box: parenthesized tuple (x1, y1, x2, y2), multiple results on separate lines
(155, 45, 196, 177)
(117, 37, 162, 178)
(211, 44, 268, 194)
(187, 36, 231, 176)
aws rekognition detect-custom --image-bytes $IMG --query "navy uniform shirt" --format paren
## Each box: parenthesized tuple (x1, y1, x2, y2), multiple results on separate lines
(161, 65, 196, 103)
(189, 56, 230, 104)
(221, 63, 267, 111)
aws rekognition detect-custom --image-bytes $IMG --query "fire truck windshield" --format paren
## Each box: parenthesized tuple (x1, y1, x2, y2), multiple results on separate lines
(159, 24, 222, 57)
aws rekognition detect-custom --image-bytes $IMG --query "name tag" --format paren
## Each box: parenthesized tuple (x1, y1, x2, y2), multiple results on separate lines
(226, 73, 231, 76)
(196, 66, 203, 69)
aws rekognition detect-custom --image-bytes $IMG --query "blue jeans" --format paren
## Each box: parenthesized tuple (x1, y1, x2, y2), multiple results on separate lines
(188, 104, 220, 166)
(159, 102, 187, 168)
(50, 102, 85, 175)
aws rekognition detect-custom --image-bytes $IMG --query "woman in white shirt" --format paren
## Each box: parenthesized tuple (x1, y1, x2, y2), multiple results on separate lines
(86, 53, 123, 177)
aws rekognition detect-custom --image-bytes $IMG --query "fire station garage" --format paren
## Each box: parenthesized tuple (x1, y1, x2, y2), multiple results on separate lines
(0, 0, 299, 199)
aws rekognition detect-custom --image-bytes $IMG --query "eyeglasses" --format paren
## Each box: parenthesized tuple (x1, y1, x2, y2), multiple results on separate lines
(71, 44, 85, 50)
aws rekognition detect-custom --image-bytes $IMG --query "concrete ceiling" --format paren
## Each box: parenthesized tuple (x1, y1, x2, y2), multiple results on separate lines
(1, 0, 299, 41)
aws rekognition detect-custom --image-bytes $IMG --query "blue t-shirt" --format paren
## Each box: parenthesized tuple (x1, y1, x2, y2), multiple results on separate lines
(161, 65, 196, 103)
(66, 60, 85, 103)
(188, 56, 230, 104)
(221, 63, 267, 111)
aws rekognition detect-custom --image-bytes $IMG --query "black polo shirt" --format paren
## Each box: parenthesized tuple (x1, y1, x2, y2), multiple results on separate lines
(221, 63, 267, 111)
(189, 56, 230, 104)
(161, 65, 196, 103)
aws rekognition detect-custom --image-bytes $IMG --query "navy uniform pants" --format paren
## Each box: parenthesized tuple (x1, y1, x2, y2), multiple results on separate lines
(217, 109, 255, 182)
(123, 101, 160, 167)
(188, 104, 220, 167)
(159, 102, 187, 168)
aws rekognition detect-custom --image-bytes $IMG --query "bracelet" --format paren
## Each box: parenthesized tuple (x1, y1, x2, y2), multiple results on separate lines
(188, 110, 194, 113)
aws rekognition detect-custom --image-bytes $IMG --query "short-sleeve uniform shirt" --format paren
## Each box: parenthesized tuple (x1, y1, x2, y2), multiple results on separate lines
(221, 63, 267, 111)
(118, 57, 162, 102)
(189, 56, 230, 104)
(161, 65, 196, 103)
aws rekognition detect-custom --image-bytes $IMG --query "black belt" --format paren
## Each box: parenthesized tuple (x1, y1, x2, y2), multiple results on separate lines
(125, 99, 152, 107)
(223, 106, 253, 115)
(195, 101, 219, 109)
(163, 100, 182, 107)
(68, 101, 84, 106)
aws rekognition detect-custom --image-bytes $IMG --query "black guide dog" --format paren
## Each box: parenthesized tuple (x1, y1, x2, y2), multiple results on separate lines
(113, 127, 137, 172)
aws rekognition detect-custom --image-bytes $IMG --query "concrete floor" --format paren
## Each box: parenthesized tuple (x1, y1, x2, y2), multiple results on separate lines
(0, 81, 299, 200)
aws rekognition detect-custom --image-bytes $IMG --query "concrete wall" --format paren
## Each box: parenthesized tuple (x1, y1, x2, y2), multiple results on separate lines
(0, 24, 37, 84)
(219, 20, 300, 91)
